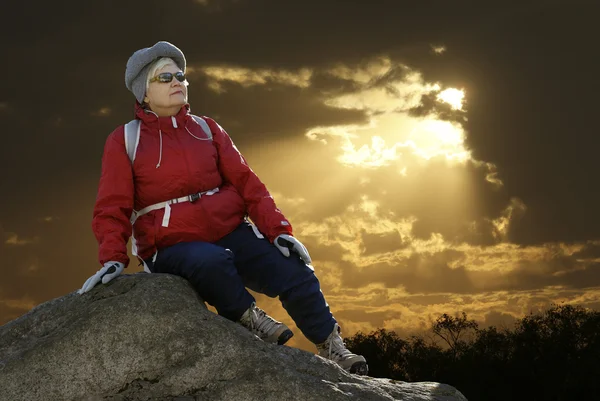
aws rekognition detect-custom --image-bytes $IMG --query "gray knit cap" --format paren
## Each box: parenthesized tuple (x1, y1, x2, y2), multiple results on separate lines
(125, 41, 186, 103)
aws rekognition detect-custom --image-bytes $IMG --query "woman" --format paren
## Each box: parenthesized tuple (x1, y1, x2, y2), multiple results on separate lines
(78, 41, 367, 375)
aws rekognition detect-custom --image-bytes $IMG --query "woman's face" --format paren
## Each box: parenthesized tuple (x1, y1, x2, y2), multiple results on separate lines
(144, 62, 188, 115)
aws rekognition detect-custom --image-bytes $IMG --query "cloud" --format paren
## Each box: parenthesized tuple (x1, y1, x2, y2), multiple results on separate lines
(4, 232, 38, 246)
(200, 65, 312, 93)
(360, 229, 408, 256)
(311, 275, 600, 339)
(91, 107, 112, 117)
(194, 57, 475, 178)
(325, 57, 397, 85)
(321, 65, 435, 114)
(430, 45, 447, 55)
(291, 195, 599, 304)
(294, 58, 476, 179)
(184, 71, 369, 144)
(339, 251, 475, 294)
(39, 216, 60, 223)
(334, 308, 399, 327)
(572, 242, 600, 260)
(479, 310, 519, 330)
(408, 90, 467, 124)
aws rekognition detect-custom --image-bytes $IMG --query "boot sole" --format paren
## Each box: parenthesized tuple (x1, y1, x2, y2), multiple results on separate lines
(277, 329, 294, 345)
(349, 361, 369, 375)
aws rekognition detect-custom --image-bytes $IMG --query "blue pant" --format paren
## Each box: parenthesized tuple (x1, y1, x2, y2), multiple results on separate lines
(146, 221, 336, 344)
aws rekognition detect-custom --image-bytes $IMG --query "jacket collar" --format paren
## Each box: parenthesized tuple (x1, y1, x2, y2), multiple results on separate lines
(134, 102, 191, 130)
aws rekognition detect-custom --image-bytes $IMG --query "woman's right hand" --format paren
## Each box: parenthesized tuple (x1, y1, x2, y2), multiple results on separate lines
(77, 262, 125, 294)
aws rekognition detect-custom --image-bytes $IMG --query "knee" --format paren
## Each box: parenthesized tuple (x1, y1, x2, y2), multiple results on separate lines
(194, 246, 232, 269)
(177, 242, 233, 275)
(199, 248, 233, 271)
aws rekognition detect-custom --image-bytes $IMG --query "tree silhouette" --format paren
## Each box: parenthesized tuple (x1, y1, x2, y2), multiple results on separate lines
(344, 303, 600, 401)
(431, 311, 478, 357)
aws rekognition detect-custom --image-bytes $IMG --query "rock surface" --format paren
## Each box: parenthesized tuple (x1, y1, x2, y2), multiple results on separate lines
(0, 273, 468, 401)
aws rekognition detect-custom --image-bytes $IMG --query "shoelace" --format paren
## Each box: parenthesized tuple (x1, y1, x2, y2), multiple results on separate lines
(252, 308, 281, 336)
(325, 324, 354, 360)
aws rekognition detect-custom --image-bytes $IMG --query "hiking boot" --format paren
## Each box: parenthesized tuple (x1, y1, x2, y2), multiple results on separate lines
(238, 302, 294, 345)
(316, 323, 368, 375)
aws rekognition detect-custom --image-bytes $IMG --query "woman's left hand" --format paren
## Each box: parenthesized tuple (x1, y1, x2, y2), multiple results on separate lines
(274, 234, 312, 265)
(77, 262, 125, 294)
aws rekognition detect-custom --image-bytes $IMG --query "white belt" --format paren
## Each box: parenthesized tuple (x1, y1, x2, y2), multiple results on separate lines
(131, 187, 220, 227)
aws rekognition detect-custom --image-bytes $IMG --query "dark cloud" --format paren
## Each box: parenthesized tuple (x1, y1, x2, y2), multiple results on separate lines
(335, 241, 600, 296)
(572, 242, 600, 259)
(340, 250, 474, 294)
(472, 250, 600, 293)
(554, 263, 600, 290)
(360, 229, 408, 256)
(188, 75, 369, 143)
(302, 240, 347, 264)
(392, 294, 452, 308)
(405, 3, 600, 245)
(407, 91, 468, 124)
(479, 310, 519, 330)
(334, 309, 399, 328)
(309, 71, 365, 97)
(450, 220, 502, 247)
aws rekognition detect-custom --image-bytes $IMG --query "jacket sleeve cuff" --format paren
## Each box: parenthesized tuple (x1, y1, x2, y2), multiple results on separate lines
(267, 228, 293, 243)
(100, 256, 130, 269)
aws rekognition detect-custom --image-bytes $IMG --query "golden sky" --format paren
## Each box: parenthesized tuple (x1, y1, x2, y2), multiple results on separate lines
(1, 0, 599, 353)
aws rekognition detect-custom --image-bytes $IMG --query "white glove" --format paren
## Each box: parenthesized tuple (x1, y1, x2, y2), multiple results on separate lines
(275, 234, 312, 265)
(78, 261, 125, 294)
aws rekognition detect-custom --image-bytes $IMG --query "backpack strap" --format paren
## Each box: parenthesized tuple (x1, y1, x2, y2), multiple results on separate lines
(191, 115, 213, 140)
(124, 119, 141, 163)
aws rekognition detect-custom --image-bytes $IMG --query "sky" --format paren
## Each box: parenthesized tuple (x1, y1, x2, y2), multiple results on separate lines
(1, 0, 599, 352)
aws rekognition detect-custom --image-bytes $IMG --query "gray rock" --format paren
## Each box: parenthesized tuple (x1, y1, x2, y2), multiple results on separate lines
(0, 273, 468, 401)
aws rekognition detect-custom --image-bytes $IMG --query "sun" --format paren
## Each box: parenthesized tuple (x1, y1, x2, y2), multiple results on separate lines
(408, 119, 470, 162)
(437, 88, 465, 110)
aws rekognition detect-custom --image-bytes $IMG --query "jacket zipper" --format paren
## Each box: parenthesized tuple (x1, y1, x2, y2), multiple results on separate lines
(176, 118, 215, 238)
(174, 123, 193, 188)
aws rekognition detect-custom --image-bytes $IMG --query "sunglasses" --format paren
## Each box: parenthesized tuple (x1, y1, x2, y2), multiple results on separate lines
(149, 71, 186, 84)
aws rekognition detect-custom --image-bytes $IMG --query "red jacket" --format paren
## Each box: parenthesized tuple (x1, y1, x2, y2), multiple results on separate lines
(92, 103, 293, 267)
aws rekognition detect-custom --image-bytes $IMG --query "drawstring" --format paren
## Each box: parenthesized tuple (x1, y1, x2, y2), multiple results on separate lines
(144, 109, 164, 169)
(156, 129, 163, 168)
(185, 124, 211, 141)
